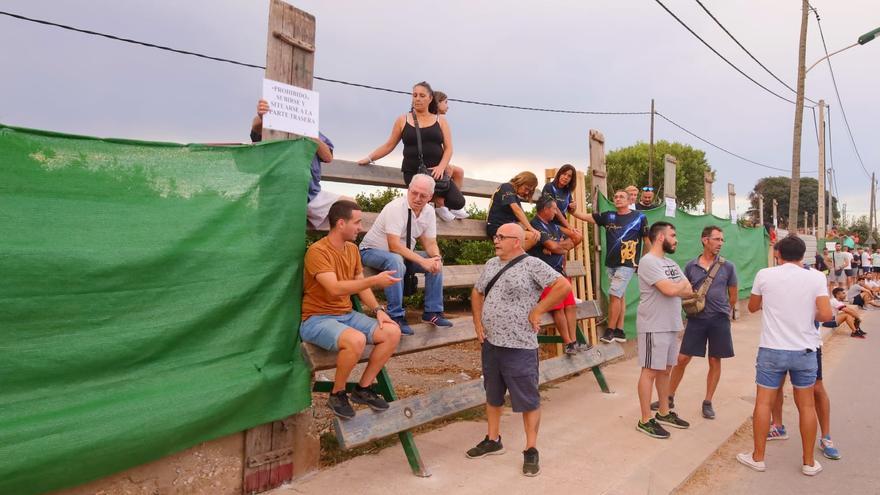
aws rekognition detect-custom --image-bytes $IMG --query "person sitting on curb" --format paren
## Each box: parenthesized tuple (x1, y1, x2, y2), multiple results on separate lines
(300, 201, 402, 420)
(250, 99, 353, 229)
(737, 235, 832, 476)
(527, 196, 584, 355)
(652, 225, 738, 420)
(359, 174, 451, 335)
(486, 171, 542, 250)
(826, 287, 867, 338)
(466, 223, 572, 477)
(635, 221, 694, 439)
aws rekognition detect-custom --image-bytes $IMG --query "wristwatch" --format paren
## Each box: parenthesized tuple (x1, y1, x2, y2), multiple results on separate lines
(370, 305, 387, 316)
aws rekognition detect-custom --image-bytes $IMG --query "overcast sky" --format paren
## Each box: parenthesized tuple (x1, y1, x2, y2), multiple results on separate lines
(1, 0, 877, 220)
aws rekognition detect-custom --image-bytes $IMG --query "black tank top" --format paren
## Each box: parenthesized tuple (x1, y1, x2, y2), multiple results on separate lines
(401, 117, 444, 174)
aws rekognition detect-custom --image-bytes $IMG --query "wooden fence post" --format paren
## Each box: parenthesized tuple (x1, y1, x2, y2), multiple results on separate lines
(245, 2, 318, 493)
(704, 171, 714, 215)
(728, 184, 736, 223)
(588, 130, 607, 337)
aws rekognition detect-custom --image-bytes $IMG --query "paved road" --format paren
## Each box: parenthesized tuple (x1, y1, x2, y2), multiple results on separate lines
(676, 312, 879, 494)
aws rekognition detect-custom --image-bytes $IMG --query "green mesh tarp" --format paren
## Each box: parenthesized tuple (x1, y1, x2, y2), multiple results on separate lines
(0, 125, 315, 495)
(596, 194, 769, 338)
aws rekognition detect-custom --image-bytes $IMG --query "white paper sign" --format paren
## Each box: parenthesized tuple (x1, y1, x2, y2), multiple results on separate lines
(826, 241, 837, 251)
(664, 197, 676, 217)
(730, 209, 738, 224)
(261, 79, 319, 138)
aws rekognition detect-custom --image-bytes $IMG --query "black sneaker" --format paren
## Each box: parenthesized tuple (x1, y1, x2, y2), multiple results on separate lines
(600, 328, 615, 343)
(564, 342, 578, 355)
(655, 411, 690, 429)
(466, 435, 505, 459)
(613, 328, 627, 343)
(522, 447, 540, 477)
(702, 400, 716, 419)
(351, 386, 390, 411)
(328, 391, 356, 420)
(650, 395, 675, 411)
(636, 418, 670, 439)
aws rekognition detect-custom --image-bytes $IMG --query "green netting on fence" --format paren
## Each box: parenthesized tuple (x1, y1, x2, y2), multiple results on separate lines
(597, 194, 769, 338)
(0, 125, 315, 495)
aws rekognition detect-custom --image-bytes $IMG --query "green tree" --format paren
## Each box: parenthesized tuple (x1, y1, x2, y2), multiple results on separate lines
(843, 216, 878, 247)
(603, 140, 712, 210)
(747, 176, 839, 229)
(356, 187, 401, 213)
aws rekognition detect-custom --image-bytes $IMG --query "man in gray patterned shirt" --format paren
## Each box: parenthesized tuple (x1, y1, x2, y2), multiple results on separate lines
(465, 223, 571, 477)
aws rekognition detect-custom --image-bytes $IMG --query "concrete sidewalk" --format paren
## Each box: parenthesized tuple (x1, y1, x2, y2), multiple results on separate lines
(270, 308, 826, 495)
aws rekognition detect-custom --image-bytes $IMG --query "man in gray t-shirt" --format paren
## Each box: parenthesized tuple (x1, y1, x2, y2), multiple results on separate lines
(467, 223, 570, 476)
(635, 222, 694, 440)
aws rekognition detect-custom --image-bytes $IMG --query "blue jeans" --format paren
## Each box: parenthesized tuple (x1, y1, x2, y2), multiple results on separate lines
(755, 347, 818, 389)
(359, 248, 444, 318)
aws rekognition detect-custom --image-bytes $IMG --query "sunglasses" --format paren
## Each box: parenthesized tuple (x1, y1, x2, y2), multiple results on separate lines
(641, 186, 655, 192)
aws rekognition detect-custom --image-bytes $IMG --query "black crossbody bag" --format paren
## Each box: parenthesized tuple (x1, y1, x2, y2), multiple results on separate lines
(402, 208, 419, 296)
(411, 109, 451, 194)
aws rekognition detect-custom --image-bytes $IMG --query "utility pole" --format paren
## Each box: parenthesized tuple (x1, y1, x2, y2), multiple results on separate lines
(649, 99, 655, 188)
(788, 0, 810, 231)
(817, 100, 826, 239)
(773, 199, 778, 228)
(869, 173, 876, 245)
(842, 203, 847, 227)
(704, 171, 714, 214)
(728, 183, 736, 224)
(827, 169, 834, 231)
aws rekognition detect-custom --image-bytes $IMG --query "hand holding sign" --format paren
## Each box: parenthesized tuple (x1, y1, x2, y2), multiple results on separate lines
(261, 78, 319, 138)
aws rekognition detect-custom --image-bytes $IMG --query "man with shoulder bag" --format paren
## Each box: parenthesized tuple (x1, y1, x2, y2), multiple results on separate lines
(652, 226, 739, 420)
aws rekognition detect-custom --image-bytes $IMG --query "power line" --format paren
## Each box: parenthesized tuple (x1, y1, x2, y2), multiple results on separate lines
(655, 111, 815, 174)
(694, 0, 819, 105)
(811, 7, 872, 180)
(653, 0, 812, 107)
(0, 10, 649, 117)
(0, 9, 812, 175)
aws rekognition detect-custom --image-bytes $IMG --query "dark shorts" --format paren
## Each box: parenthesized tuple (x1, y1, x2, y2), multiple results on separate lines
(481, 341, 540, 413)
(854, 294, 865, 308)
(680, 315, 734, 358)
(845, 269, 855, 277)
(817, 347, 824, 381)
(821, 320, 839, 328)
(874, 267, 880, 273)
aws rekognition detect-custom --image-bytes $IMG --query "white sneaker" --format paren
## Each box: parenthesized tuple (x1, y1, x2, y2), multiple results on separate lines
(450, 208, 468, 219)
(802, 459, 823, 476)
(736, 452, 766, 472)
(435, 206, 456, 222)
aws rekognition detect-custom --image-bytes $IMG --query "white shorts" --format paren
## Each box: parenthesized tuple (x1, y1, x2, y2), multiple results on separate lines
(307, 189, 342, 229)
(638, 331, 680, 371)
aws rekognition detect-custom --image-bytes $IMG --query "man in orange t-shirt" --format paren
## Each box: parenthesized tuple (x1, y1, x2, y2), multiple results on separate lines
(301, 200, 401, 420)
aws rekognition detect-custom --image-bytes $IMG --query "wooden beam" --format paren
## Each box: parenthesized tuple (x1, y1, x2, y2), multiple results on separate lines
(663, 154, 677, 200)
(332, 342, 624, 449)
(310, 211, 489, 240)
(302, 301, 603, 371)
(363, 260, 587, 289)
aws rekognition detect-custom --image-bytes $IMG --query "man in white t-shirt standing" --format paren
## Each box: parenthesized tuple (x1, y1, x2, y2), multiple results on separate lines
(737, 235, 832, 476)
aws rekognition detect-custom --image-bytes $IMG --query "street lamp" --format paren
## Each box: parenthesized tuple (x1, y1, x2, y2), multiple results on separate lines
(806, 26, 880, 73)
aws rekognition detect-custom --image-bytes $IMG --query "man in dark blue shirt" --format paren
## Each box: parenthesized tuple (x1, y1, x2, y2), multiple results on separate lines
(580, 190, 649, 344)
(652, 225, 738, 420)
(528, 197, 581, 354)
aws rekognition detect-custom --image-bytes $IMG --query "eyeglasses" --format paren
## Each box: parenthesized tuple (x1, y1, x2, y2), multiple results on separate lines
(641, 186, 655, 192)
(493, 234, 518, 242)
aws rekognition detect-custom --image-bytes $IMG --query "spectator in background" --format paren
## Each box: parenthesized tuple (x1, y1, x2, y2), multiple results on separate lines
(860, 247, 871, 276)
(542, 164, 584, 246)
(829, 243, 848, 289)
(873, 247, 880, 273)
(528, 196, 583, 355)
(486, 172, 541, 250)
(433, 90, 468, 220)
(636, 186, 656, 210)
(625, 185, 639, 211)
(251, 99, 348, 229)
(357, 81, 465, 222)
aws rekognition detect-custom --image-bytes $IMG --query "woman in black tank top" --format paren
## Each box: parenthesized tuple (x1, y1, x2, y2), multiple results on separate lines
(358, 81, 465, 212)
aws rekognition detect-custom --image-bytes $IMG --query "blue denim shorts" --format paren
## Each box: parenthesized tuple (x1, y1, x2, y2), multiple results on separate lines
(606, 266, 635, 298)
(755, 347, 818, 389)
(300, 312, 378, 351)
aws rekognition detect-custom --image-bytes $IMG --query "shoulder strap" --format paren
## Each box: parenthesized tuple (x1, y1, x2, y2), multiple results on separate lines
(411, 109, 425, 171)
(697, 257, 725, 297)
(406, 208, 413, 250)
(485, 254, 529, 296)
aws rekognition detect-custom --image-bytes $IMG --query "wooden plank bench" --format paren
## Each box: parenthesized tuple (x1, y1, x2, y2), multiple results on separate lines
(301, 160, 620, 477)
